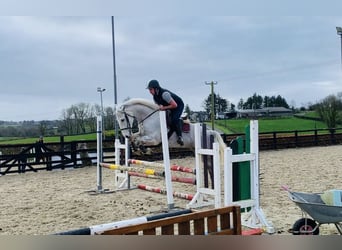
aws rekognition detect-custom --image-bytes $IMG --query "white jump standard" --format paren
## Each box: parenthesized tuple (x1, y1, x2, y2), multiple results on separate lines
(224, 120, 274, 234)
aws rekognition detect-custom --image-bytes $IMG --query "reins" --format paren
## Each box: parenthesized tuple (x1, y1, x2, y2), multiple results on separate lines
(119, 107, 159, 135)
(140, 109, 159, 123)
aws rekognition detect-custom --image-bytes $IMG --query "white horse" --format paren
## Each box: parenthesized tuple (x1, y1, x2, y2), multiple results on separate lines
(115, 98, 227, 157)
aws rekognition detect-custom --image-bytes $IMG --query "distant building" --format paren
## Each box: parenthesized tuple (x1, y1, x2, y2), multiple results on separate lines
(190, 111, 209, 122)
(190, 107, 292, 121)
(225, 111, 238, 119)
(216, 112, 226, 120)
(237, 107, 293, 118)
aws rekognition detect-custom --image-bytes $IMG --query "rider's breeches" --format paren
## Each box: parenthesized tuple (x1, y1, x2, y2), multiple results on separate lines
(168, 105, 184, 138)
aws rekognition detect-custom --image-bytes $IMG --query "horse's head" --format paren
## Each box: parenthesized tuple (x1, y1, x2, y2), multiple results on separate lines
(116, 104, 139, 139)
(116, 98, 160, 152)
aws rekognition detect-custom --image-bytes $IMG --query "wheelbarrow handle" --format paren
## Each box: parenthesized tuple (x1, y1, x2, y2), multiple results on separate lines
(281, 185, 309, 203)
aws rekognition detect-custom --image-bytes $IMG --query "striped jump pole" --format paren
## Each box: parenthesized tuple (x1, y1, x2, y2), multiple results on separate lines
(128, 159, 164, 168)
(128, 171, 161, 179)
(54, 208, 192, 235)
(128, 171, 196, 185)
(170, 175, 196, 185)
(102, 162, 196, 185)
(137, 184, 194, 201)
(100, 163, 165, 177)
(129, 159, 196, 175)
(170, 165, 196, 174)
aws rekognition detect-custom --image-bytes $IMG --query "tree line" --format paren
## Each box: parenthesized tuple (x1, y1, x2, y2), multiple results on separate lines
(0, 103, 116, 138)
(59, 103, 115, 135)
(200, 92, 290, 115)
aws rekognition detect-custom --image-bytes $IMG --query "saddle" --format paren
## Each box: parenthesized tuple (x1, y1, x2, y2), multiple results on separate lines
(181, 112, 190, 133)
(165, 111, 190, 133)
(181, 119, 190, 133)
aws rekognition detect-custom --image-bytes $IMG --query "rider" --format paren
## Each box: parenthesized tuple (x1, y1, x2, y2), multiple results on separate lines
(147, 79, 184, 146)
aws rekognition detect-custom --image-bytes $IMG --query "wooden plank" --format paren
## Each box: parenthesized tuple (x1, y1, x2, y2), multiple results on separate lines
(220, 212, 230, 230)
(178, 221, 191, 235)
(126, 232, 139, 235)
(142, 228, 156, 235)
(161, 224, 174, 235)
(207, 215, 218, 233)
(193, 218, 205, 235)
(233, 206, 242, 235)
(101, 206, 241, 235)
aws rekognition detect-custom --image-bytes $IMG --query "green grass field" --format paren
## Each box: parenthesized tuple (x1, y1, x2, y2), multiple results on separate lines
(215, 117, 328, 134)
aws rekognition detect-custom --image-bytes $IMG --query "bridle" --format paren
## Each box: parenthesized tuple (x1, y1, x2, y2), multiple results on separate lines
(118, 107, 159, 136)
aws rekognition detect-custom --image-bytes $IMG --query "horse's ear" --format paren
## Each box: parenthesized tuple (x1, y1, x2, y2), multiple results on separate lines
(117, 105, 122, 111)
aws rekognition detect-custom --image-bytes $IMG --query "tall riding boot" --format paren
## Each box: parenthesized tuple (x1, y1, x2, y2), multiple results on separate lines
(175, 119, 184, 145)
(167, 127, 175, 139)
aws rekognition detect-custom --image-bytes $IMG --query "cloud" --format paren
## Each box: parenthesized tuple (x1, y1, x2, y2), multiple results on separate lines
(1, 16, 342, 121)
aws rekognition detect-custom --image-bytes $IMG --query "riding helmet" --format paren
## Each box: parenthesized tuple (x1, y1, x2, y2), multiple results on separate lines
(147, 79, 160, 89)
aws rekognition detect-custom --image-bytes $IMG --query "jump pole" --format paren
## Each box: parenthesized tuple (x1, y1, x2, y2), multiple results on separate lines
(101, 162, 196, 184)
(129, 159, 196, 174)
(159, 110, 174, 209)
(128, 159, 164, 168)
(128, 172, 196, 184)
(54, 208, 192, 235)
(170, 165, 196, 174)
(137, 184, 194, 201)
(101, 162, 165, 177)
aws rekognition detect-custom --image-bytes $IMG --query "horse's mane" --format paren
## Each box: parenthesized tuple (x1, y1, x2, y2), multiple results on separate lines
(119, 98, 158, 110)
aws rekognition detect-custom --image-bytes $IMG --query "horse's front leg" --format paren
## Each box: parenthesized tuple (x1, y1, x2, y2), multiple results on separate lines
(128, 137, 152, 155)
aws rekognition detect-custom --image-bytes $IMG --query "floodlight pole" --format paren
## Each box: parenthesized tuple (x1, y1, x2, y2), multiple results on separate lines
(112, 16, 119, 139)
(337, 27, 342, 71)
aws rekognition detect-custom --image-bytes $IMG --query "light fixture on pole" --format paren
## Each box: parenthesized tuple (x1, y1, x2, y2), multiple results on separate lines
(336, 27, 342, 71)
(97, 87, 106, 138)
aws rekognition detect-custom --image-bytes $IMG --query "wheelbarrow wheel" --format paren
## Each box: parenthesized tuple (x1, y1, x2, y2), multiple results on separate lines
(292, 218, 319, 235)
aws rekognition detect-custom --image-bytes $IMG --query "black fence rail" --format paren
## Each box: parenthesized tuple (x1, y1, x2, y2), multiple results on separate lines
(222, 128, 342, 150)
(1, 127, 342, 175)
(0, 140, 116, 175)
(0, 139, 193, 175)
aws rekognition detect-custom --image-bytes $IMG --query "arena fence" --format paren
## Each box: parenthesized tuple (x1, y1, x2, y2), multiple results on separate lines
(1, 127, 342, 175)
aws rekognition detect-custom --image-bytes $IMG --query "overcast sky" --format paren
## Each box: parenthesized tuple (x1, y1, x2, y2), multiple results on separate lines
(1, 16, 342, 121)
